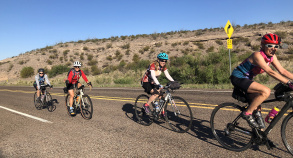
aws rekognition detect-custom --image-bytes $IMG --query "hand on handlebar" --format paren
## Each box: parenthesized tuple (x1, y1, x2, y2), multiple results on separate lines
(87, 82, 93, 87)
(155, 84, 163, 89)
(287, 81, 293, 90)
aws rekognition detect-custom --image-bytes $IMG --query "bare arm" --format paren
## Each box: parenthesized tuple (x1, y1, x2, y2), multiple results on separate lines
(252, 52, 289, 84)
(271, 55, 293, 80)
(164, 70, 174, 81)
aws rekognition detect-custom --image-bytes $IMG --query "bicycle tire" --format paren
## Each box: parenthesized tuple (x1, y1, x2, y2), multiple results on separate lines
(34, 92, 42, 110)
(80, 94, 93, 120)
(65, 94, 77, 117)
(210, 102, 253, 152)
(46, 92, 55, 112)
(134, 94, 153, 126)
(281, 112, 293, 156)
(164, 96, 193, 133)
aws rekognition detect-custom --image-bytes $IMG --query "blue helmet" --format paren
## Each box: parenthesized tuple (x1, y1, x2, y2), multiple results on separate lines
(157, 52, 168, 60)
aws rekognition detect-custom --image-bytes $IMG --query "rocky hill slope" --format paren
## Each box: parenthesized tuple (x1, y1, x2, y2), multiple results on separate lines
(0, 21, 292, 85)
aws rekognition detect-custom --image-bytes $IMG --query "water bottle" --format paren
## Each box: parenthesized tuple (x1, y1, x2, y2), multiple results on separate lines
(159, 98, 165, 105)
(154, 101, 159, 112)
(265, 106, 280, 123)
(41, 95, 45, 102)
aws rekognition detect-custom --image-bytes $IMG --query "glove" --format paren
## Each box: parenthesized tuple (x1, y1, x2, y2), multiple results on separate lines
(87, 82, 92, 87)
(287, 80, 293, 90)
(154, 84, 163, 89)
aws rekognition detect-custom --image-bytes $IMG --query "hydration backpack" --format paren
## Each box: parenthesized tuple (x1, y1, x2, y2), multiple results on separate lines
(67, 68, 82, 79)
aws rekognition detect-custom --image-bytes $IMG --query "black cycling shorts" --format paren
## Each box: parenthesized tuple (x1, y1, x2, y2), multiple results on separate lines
(67, 82, 79, 90)
(230, 75, 253, 93)
(142, 82, 159, 95)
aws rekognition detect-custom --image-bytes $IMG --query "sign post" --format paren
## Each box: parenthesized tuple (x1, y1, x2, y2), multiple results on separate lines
(224, 20, 234, 75)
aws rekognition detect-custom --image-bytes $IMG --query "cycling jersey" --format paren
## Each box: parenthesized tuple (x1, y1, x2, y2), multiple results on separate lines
(67, 69, 88, 84)
(34, 74, 51, 89)
(141, 63, 173, 85)
(231, 51, 273, 80)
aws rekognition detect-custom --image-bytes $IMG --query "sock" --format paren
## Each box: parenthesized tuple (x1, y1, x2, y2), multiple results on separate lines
(244, 112, 252, 115)
(145, 103, 149, 106)
(70, 107, 73, 110)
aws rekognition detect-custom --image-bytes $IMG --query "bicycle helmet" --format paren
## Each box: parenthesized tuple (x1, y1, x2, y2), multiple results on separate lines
(261, 33, 281, 45)
(73, 61, 82, 67)
(38, 68, 44, 73)
(157, 52, 168, 60)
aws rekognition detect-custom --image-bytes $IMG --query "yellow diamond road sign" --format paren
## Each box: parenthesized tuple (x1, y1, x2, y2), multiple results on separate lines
(224, 20, 234, 39)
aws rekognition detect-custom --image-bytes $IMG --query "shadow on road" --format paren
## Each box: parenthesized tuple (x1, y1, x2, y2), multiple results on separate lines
(122, 103, 137, 122)
(122, 102, 287, 157)
(47, 99, 59, 112)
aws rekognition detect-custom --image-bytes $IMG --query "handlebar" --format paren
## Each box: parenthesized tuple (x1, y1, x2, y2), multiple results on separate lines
(40, 84, 53, 89)
(274, 83, 292, 101)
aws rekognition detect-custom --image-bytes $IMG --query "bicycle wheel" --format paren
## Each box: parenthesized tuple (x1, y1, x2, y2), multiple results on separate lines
(164, 96, 193, 133)
(80, 94, 93, 120)
(34, 92, 42, 110)
(46, 92, 55, 112)
(134, 94, 153, 126)
(281, 112, 293, 156)
(210, 102, 253, 152)
(65, 94, 76, 117)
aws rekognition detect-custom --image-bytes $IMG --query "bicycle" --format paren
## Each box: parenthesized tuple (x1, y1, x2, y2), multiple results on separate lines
(65, 84, 93, 120)
(210, 82, 293, 156)
(34, 84, 55, 112)
(134, 82, 193, 133)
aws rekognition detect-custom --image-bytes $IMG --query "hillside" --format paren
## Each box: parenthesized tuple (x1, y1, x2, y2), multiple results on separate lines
(0, 21, 293, 87)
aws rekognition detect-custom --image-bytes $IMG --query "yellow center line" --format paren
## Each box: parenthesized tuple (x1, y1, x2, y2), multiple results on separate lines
(2, 89, 292, 114)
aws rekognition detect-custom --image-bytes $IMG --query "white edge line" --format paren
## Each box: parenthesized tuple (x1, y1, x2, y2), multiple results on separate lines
(0, 105, 52, 123)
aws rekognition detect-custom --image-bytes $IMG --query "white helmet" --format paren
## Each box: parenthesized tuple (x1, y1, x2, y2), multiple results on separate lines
(73, 61, 82, 67)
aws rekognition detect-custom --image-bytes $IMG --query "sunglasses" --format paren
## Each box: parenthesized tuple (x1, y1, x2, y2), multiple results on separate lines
(265, 44, 279, 49)
(74, 66, 80, 68)
(160, 60, 167, 63)
(39, 73, 44, 74)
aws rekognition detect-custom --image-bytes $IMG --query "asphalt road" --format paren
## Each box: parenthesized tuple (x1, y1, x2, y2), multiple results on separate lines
(0, 86, 292, 158)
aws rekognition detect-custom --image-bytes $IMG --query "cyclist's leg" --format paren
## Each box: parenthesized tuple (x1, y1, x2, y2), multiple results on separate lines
(246, 82, 271, 114)
(147, 93, 159, 105)
(68, 89, 74, 107)
(77, 82, 82, 88)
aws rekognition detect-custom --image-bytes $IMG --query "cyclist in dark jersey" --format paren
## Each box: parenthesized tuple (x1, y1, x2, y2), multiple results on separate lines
(141, 52, 174, 114)
(231, 33, 293, 129)
(66, 61, 92, 115)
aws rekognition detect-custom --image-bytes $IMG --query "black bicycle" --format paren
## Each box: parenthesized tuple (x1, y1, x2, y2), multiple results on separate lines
(210, 83, 293, 156)
(134, 82, 193, 133)
(34, 84, 55, 112)
(65, 84, 93, 120)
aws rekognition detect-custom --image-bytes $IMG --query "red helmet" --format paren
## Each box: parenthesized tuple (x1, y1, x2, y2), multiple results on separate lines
(261, 33, 281, 45)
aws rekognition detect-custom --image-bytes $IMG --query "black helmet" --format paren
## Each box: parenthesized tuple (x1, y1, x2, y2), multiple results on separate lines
(38, 68, 44, 73)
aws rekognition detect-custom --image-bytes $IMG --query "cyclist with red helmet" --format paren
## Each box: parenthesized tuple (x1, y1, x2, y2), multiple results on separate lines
(231, 33, 293, 129)
(141, 52, 175, 114)
(66, 61, 92, 115)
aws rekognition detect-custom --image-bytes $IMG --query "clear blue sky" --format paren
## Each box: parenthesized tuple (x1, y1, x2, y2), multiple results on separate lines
(0, 0, 292, 61)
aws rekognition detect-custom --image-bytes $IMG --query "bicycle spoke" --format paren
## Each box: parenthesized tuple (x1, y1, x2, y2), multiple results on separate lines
(210, 103, 253, 151)
(134, 94, 153, 126)
(80, 95, 93, 120)
(282, 113, 293, 156)
(165, 96, 193, 133)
